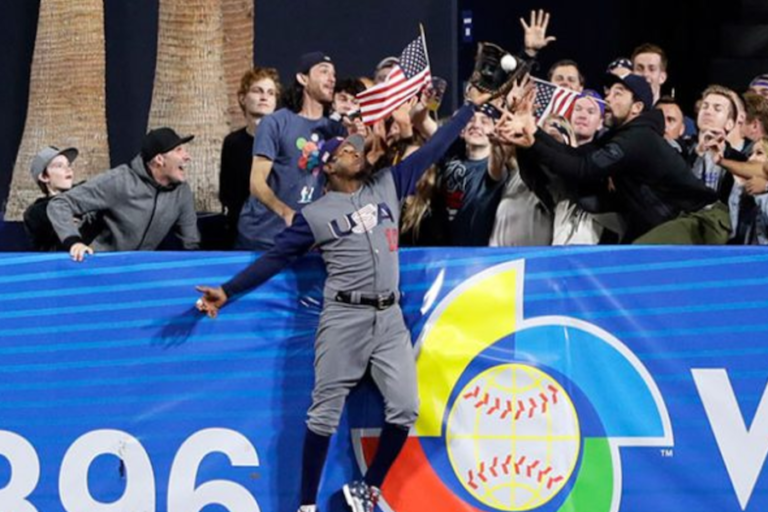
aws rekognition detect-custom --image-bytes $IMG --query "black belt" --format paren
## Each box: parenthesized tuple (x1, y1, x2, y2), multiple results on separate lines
(334, 291, 397, 310)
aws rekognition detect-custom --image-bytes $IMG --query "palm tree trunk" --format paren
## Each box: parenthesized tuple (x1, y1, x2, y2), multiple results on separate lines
(148, 0, 244, 213)
(7, 0, 109, 220)
(223, 0, 255, 130)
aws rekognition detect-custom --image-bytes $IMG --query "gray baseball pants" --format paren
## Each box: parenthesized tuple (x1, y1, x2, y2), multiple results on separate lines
(306, 302, 419, 436)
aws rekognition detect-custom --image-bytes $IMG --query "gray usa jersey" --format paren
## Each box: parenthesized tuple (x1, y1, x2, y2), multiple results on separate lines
(302, 170, 401, 299)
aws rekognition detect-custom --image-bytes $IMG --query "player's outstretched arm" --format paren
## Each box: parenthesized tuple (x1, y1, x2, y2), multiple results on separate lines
(194, 214, 315, 318)
(391, 87, 491, 199)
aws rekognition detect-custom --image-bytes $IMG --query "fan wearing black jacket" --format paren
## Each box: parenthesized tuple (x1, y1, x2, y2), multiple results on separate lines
(497, 73, 728, 244)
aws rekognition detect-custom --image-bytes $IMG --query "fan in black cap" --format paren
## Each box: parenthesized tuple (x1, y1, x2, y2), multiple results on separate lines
(141, 127, 194, 162)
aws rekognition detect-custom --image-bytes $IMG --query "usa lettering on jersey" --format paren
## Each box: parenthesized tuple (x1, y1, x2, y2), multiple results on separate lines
(328, 202, 395, 239)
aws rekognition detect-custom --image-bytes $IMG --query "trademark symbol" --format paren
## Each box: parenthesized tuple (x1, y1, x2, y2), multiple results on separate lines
(250, 472, 261, 479)
(660, 449, 674, 458)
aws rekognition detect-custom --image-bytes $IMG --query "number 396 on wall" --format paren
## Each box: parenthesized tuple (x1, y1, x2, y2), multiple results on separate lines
(0, 428, 262, 512)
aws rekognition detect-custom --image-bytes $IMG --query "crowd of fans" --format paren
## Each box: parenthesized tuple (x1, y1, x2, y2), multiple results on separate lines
(21, 11, 768, 259)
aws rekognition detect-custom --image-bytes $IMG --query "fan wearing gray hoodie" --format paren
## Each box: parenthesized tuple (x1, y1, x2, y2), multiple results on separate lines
(47, 128, 200, 261)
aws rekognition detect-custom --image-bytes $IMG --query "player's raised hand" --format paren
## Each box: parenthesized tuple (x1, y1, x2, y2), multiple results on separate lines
(520, 10, 556, 57)
(194, 286, 228, 319)
(465, 84, 493, 107)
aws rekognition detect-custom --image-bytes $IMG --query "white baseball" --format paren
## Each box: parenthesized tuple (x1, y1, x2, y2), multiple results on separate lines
(446, 364, 580, 511)
(501, 54, 518, 73)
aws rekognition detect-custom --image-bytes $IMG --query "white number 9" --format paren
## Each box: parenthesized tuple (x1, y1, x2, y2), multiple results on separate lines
(59, 429, 155, 512)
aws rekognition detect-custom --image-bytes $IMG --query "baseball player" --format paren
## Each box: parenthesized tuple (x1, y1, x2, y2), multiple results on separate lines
(195, 88, 491, 512)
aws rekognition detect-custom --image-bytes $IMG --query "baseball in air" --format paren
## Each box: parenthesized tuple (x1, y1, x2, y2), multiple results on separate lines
(501, 54, 518, 73)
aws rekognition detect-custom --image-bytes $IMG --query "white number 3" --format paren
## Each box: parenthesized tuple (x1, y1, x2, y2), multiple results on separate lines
(0, 431, 41, 512)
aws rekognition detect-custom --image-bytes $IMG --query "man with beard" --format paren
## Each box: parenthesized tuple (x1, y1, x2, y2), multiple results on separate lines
(237, 51, 348, 250)
(496, 73, 727, 244)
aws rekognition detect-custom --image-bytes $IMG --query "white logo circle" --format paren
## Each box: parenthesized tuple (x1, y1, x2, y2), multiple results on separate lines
(446, 364, 580, 511)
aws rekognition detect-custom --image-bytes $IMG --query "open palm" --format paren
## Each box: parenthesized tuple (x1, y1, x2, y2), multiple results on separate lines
(520, 10, 556, 54)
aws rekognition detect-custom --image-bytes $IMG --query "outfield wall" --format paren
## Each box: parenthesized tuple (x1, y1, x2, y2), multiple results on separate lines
(0, 248, 766, 512)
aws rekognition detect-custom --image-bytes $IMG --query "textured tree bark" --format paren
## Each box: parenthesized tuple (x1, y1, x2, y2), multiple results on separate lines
(7, 0, 109, 221)
(223, 0, 255, 130)
(149, 0, 252, 213)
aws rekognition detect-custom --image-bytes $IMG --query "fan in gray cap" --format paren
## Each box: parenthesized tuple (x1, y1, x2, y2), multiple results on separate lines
(23, 145, 82, 252)
(30, 146, 79, 183)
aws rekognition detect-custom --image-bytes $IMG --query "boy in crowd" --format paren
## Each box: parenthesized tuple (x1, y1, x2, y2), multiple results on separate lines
(438, 105, 509, 245)
(24, 146, 97, 251)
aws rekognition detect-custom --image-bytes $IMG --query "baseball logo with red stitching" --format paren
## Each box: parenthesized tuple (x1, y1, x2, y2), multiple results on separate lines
(446, 363, 580, 511)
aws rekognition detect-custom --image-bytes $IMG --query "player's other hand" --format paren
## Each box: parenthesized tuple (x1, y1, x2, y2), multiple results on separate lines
(195, 286, 228, 319)
(70, 242, 94, 262)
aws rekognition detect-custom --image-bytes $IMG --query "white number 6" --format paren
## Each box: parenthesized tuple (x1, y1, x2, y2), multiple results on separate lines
(168, 428, 260, 512)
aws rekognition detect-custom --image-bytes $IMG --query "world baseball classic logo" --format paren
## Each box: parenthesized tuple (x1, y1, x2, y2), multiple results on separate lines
(449, 364, 580, 510)
(352, 260, 674, 512)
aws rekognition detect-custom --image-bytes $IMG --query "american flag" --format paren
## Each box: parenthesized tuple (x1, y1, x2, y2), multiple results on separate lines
(533, 78, 580, 126)
(357, 34, 432, 125)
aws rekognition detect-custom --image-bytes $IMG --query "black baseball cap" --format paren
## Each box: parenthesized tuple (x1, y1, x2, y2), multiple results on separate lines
(604, 73, 654, 111)
(297, 51, 333, 74)
(141, 127, 194, 162)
